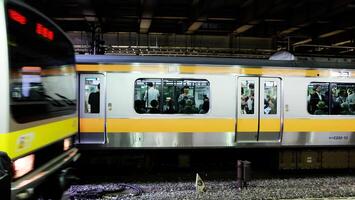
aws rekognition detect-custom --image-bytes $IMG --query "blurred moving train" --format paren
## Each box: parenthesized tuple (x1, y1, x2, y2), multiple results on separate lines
(0, 0, 78, 199)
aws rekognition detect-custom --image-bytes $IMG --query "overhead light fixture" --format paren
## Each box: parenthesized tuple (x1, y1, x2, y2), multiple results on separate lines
(264, 19, 285, 22)
(84, 16, 98, 22)
(186, 21, 204, 34)
(234, 25, 254, 34)
(140, 19, 152, 33)
(339, 49, 354, 54)
(280, 27, 300, 35)
(293, 38, 312, 46)
(333, 40, 352, 46)
(319, 30, 345, 38)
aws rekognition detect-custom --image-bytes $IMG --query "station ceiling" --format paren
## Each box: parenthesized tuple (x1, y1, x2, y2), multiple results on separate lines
(26, 0, 355, 58)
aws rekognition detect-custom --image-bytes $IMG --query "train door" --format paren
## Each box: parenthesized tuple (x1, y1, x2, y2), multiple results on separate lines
(236, 77, 282, 143)
(79, 74, 107, 144)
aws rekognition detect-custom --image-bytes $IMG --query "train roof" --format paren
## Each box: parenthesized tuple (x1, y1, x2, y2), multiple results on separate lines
(76, 55, 355, 70)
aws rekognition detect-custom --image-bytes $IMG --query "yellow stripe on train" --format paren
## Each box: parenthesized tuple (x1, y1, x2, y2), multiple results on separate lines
(76, 64, 355, 78)
(0, 118, 77, 159)
(80, 118, 355, 133)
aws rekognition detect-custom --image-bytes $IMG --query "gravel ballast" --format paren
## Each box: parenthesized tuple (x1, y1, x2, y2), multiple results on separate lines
(63, 174, 355, 200)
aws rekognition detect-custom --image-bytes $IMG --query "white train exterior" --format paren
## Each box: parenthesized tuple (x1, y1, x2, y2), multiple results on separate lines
(76, 55, 355, 148)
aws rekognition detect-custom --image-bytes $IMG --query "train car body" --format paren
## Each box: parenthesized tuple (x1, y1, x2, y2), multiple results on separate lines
(76, 55, 355, 148)
(0, 0, 78, 198)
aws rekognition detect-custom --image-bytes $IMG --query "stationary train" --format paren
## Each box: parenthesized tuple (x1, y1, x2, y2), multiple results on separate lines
(76, 55, 355, 149)
(0, 0, 78, 199)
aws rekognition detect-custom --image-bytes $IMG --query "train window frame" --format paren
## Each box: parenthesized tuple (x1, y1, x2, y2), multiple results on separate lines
(263, 80, 278, 115)
(307, 82, 355, 115)
(134, 78, 210, 115)
(240, 79, 255, 115)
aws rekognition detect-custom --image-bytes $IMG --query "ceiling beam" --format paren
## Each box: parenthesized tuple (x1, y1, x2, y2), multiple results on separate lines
(140, 0, 156, 33)
(279, 0, 353, 38)
(232, 0, 278, 35)
(185, 0, 204, 34)
(77, 0, 99, 23)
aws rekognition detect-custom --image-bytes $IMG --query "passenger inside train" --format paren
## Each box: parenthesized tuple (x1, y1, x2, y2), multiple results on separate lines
(134, 78, 210, 114)
(88, 84, 100, 113)
(178, 86, 195, 113)
(263, 81, 277, 115)
(144, 82, 160, 108)
(308, 82, 355, 115)
(240, 81, 255, 114)
(84, 78, 100, 113)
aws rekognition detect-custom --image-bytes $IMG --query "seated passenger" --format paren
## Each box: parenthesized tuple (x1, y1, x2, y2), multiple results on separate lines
(149, 99, 160, 113)
(164, 99, 175, 114)
(134, 100, 146, 113)
(178, 86, 195, 112)
(181, 99, 196, 114)
(314, 101, 327, 115)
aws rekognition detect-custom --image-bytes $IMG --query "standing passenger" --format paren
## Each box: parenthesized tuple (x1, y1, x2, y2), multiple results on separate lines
(88, 84, 100, 113)
(144, 82, 160, 108)
(346, 88, 355, 113)
(149, 100, 160, 113)
(246, 91, 254, 114)
(309, 85, 325, 114)
(199, 95, 209, 113)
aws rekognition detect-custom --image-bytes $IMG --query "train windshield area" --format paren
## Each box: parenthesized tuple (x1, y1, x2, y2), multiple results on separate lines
(6, 2, 76, 123)
(307, 82, 355, 115)
(134, 78, 210, 114)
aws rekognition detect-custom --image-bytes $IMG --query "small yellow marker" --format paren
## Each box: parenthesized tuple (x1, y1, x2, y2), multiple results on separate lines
(195, 173, 206, 193)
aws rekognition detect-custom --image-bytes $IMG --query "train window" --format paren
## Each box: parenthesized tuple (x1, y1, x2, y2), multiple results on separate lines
(308, 82, 355, 115)
(240, 80, 255, 114)
(264, 81, 277, 115)
(6, 2, 76, 123)
(134, 78, 210, 114)
(330, 83, 355, 115)
(84, 78, 100, 113)
(134, 79, 162, 113)
(307, 83, 330, 115)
